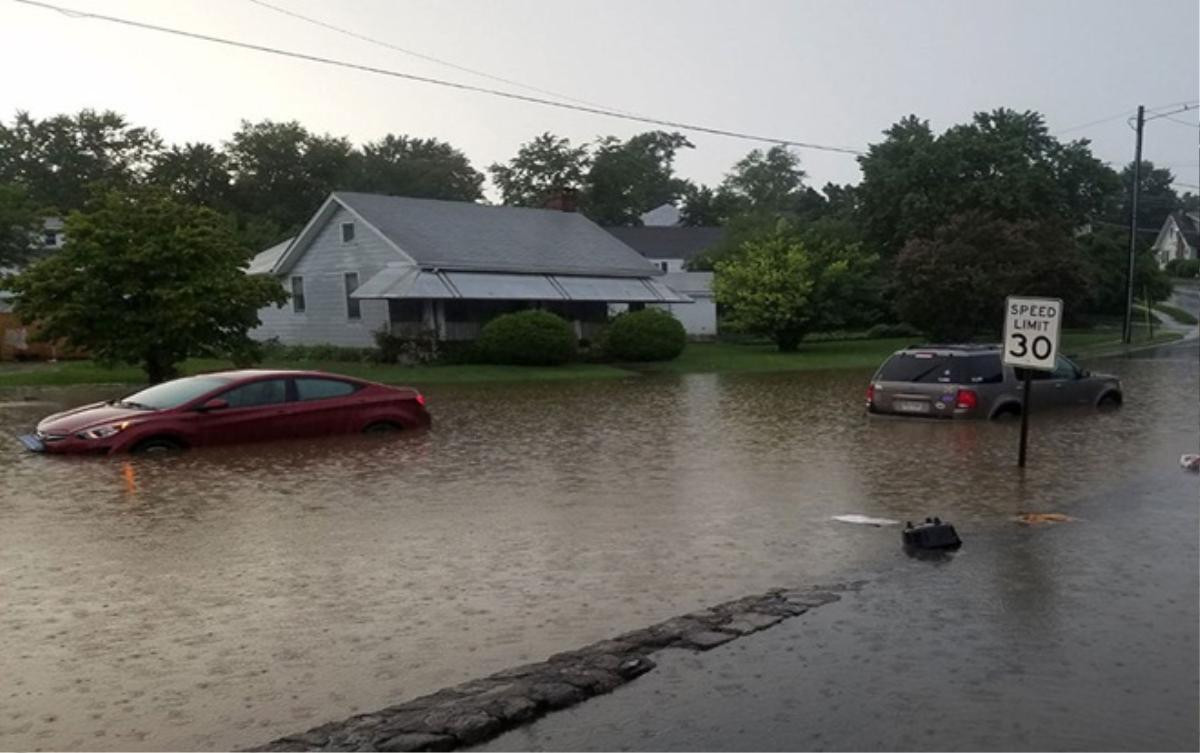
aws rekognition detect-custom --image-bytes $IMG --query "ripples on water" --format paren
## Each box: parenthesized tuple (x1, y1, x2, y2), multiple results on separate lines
(0, 347, 1196, 750)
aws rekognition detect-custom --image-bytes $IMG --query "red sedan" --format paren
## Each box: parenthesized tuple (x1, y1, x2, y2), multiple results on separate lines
(18, 369, 431, 454)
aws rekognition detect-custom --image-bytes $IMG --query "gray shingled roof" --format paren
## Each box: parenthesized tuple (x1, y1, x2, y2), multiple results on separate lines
(335, 192, 659, 278)
(605, 226, 725, 262)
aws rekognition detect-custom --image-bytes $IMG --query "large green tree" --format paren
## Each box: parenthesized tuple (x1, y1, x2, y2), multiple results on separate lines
(147, 142, 233, 209)
(582, 131, 692, 225)
(713, 222, 879, 351)
(1108, 160, 1180, 235)
(6, 190, 286, 383)
(489, 133, 589, 207)
(351, 134, 483, 201)
(857, 109, 1120, 257)
(892, 212, 1090, 341)
(225, 120, 355, 231)
(1078, 226, 1172, 314)
(0, 109, 162, 212)
(681, 145, 827, 227)
(0, 183, 40, 268)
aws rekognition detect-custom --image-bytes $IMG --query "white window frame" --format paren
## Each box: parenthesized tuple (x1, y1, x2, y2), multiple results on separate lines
(341, 222, 355, 243)
(344, 271, 361, 320)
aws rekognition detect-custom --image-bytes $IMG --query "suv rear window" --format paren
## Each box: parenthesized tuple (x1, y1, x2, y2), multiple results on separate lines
(877, 353, 967, 384)
(966, 354, 1005, 384)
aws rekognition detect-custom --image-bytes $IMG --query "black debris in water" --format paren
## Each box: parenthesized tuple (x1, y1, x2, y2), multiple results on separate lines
(902, 517, 962, 550)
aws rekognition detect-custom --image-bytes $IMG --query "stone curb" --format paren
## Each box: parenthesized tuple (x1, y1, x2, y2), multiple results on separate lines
(247, 581, 865, 752)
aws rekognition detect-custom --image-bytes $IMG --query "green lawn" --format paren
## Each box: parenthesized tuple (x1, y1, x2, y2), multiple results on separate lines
(0, 326, 1183, 389)
(1151, 302, 1200, 326)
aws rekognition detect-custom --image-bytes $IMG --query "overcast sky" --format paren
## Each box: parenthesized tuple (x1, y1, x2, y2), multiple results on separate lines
(3, 0, 1198, 199)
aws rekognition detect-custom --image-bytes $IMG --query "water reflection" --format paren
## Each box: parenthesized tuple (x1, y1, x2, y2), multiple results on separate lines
(0, 345, 1196, 751)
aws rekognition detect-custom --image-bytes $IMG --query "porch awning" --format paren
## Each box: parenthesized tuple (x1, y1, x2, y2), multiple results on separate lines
(444, 272, 565, 300)
(352, 268, 692, 303)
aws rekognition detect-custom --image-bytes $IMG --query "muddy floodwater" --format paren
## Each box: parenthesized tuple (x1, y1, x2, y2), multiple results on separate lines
(1, 345, 1197, 751)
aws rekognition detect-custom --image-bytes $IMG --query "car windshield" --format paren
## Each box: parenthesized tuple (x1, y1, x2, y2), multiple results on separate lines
(118, 375, 233, 410)
(877, 353, 967, 384)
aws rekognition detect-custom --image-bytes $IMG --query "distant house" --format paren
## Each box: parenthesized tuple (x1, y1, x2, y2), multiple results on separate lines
(1153, 210, 1200, 267)
(0, 218, 67, 359)
(639, 202, 682, 227)
(247, 192, 690, 346)
(603, 227, 724, 337)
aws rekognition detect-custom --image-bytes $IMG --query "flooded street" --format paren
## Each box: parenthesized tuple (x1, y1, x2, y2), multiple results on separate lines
(1, 345, 1197, 751)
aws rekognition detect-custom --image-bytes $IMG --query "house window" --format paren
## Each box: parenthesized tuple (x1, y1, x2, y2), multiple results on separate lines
(43, 231, 58, 247)
(341, 222, 355, 243)
(344, 272, 361, 320)
(291, 276, 306, 313)
(659, 261, 670, 272)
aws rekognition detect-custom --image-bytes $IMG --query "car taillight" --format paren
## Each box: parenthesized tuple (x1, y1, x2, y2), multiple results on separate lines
(954, 388, 978, 410)
(414, 392, 426, 407)
(866, 383, 875, 404)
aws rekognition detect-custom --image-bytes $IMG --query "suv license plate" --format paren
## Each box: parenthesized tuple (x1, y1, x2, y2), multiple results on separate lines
(894, 400, 930, 414)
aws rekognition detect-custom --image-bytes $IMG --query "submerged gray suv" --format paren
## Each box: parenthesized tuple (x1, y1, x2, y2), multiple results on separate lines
(866, 344, 1123, 419)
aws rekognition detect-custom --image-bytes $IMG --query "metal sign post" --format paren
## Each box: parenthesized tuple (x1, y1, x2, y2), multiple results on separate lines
(1002, 296, 1064, 468)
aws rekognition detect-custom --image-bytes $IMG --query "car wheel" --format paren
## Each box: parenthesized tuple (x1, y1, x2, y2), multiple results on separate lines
(1097, 392, 1122, 410)
(991, 404, 1021, 420)
(131, 437, 184, 454)
(363, 421, 403, 434)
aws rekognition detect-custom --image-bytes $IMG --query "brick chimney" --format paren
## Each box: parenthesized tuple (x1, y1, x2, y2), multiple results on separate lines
(543, 187, 579, 213)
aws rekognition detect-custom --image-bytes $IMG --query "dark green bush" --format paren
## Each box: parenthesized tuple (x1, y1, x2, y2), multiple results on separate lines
(866, 322, 923, 339)
(605, 308, 686, 362)
(1165, 258, 1200, 279)
(475, 309, 576, 366)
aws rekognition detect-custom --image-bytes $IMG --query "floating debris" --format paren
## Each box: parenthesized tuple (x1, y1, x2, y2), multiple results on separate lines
(902, 517, 962, 550)
(1016, 512, 1073, 525)
(1181, 454, 1200, 472)
(833, 514, 900, 527)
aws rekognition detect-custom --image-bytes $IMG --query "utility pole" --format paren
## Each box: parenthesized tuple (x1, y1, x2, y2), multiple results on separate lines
(1123, 105, 1145, 345)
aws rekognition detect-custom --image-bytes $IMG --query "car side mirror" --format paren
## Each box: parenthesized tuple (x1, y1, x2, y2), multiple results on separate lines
(198, 397, 228, 412)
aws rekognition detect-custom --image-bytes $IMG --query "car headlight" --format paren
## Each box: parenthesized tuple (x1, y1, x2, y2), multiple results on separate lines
(81, 421, 131, 440)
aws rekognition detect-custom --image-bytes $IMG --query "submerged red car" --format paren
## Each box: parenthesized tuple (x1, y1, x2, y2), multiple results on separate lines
(18, 369, 430, 454)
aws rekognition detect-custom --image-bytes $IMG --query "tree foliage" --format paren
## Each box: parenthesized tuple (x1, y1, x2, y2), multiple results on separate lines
(0, 109, 161, 212)
(713, 222, 879, 351)
(1077, 226, 1172, 313)
(1107, 160, 1180, 234)
(892, 212, 1090, 341)
(225, 120, 355, 231)
(350, 134, 483, 201)
(0, 183, 39, 268)
(857, 110, 1120, 257)
(489, 133, 589, 208)
(148, 142, 233, 209)
(5, 190, 286, 383)
(583, 131, 692, 225)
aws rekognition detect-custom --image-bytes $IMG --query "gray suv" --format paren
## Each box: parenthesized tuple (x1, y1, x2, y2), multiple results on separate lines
(866, 344, 1123, 419)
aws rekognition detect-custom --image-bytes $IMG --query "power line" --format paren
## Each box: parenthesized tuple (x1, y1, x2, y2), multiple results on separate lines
(244, 0, 635, 115)
(10, 0, 865, 157)
(1054, 108, 1136, 135)
(1161, 115, 1200, 128)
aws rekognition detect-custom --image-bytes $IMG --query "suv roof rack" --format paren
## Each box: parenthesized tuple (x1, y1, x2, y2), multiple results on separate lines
(907, 343, 1001, 351)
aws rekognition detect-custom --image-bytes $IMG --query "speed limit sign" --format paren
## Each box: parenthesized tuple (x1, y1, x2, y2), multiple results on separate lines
(1003, 296, 1062, 371)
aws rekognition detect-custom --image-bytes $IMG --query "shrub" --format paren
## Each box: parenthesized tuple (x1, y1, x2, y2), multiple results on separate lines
(605, 308, 687, 362)
(867, 322, 923, 339)
(1165, 258, 1200, 279)
(373, 329, 440, 365)
(475, 310, 576, 366)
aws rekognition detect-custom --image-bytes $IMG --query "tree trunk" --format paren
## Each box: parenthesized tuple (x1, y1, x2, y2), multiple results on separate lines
(143, 354, 178, 385)
(775, 329, 804, 352)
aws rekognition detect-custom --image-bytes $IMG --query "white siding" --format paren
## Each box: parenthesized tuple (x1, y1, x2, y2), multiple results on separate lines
(251, 206, 406, 347)
(652, 296, 718, 338)
(646, 257, 686, 273)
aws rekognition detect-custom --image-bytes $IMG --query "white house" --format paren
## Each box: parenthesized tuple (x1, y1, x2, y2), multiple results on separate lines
(247, 192, 692, 347)
(1152, 210, 1199, 267)
(603, 226, 723, 337)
